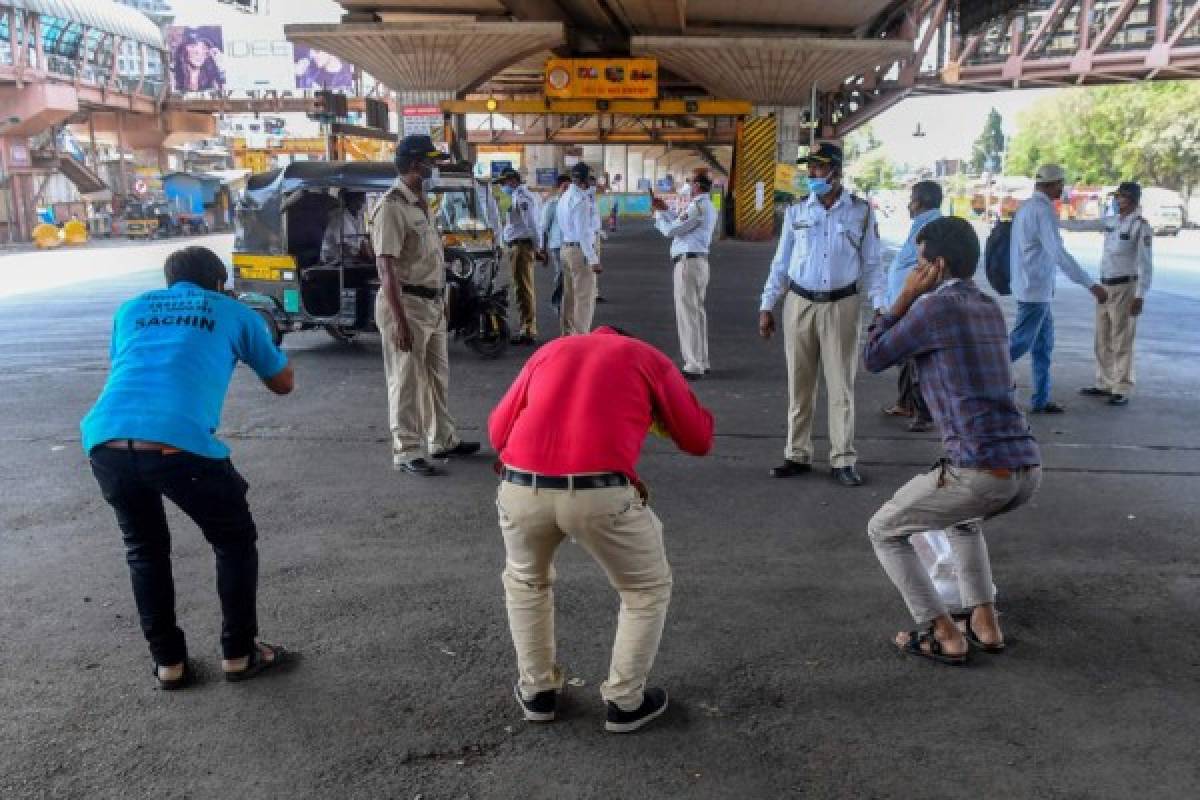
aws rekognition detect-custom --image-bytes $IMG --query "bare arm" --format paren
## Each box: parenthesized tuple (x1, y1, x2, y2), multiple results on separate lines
(263, 363, 294, 395)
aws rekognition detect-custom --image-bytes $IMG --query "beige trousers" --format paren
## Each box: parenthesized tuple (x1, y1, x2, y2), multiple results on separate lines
(507, 241, 537, 337)
(868, 463, 1041, 624)
(1095, 282, 1138, 395)
(782, 291, 861, 467)
(559, 244, 597, 335)
(674, 255, 710, 375)
(376, 293, 459, 462)
(497, 480, 673, 711)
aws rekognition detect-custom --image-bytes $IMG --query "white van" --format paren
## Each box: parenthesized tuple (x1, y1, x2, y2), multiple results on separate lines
(1140, 187, 1185, 236)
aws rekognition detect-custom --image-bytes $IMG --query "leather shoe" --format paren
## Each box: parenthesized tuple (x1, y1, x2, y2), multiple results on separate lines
(394, 457, 442, 476)
(831, 465, 864, 486)
(770, 460, 811, 478)
(1030, 401, 1066, 414)
(682, 370, 703, 382)
(1079, 386, 1111, 397)
(1107, 394, 1129, 406)
(432, 441, 481, 459)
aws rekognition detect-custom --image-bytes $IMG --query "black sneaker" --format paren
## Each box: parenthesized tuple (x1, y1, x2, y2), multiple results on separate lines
(393, 457, 441, 476)
(605, 687, 668, 733)
(513, 683, 557, 722)
(431, 441, 481, 459)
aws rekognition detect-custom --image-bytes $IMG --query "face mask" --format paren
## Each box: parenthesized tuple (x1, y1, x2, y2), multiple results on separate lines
(807, 177, 833, 197)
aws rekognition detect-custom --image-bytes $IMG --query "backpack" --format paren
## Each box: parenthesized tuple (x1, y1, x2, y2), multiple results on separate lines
(984, 219, 1013, 295)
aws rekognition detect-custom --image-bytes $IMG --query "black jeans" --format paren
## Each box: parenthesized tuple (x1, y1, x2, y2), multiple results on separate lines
(89, 446, 259, 665)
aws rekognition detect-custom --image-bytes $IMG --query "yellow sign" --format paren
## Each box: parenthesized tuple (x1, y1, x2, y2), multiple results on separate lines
(544, 58, 658, 100)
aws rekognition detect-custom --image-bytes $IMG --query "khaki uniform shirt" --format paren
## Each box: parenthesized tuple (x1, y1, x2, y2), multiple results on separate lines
(369, 179, 444, 290)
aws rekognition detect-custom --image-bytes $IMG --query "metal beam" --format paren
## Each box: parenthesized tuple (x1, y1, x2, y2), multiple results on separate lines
(442, 98, 753, 116)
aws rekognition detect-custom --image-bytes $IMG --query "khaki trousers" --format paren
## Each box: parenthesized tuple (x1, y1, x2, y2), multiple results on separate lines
(507, 241, 537, 337)
(782, 291, 861, 467)
(497, 480, 673, 711)
(559, 244, 597, 335)
(1094, 282, 1138, 395)
(868, 463, 1041, 624)
(376, 293, 459, 462)
(673, 255, 710, 375)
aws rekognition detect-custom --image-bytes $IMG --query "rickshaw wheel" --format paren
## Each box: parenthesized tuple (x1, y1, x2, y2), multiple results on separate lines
(325, 324, 359, 343)
(254, 309, 283, 347)
(467, 313, 509, 359)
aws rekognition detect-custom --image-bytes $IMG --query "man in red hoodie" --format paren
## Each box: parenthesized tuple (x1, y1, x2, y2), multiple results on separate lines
(489, 326, 714, 733)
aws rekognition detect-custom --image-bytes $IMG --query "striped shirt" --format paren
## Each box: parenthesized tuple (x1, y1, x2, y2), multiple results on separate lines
(863, 280, 1040, 469)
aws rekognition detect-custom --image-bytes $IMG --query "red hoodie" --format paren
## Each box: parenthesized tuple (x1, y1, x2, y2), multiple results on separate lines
(488, 328, 714, 481)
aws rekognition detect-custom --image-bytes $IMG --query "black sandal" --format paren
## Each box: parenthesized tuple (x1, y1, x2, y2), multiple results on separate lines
(962, 618, 1006, 653)
(154, 660, 194, 691)
(224, 641, 289, 683)
(895, 627, 968, 666)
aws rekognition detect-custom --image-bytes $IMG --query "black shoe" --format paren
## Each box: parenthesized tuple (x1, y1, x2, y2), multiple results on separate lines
(1079, 386, 1111, 397)
(1030, 401, 1066, 414)
(832, 465, 864, 486)
(682, 370, 703, 382)
(513, 683, 557, 723)
(1107, 394, 1129, 406)
(393, 457, 441, 476)
(595, 295, 608, 304)
(510, 333, 537, 346)
(605, 687, 668, 733)
(431, 441, 481, 459)
(770, 460, 812, 478)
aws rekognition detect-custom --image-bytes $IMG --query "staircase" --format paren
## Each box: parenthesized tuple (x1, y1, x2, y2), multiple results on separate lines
(57, 155, 108, 195)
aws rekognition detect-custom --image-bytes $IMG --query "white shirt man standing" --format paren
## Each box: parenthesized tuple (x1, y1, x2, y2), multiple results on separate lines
(499, 168, 543, 346)
(1065, 181, 1152, 406)
(653, 173, 718, 380)
(1008, 164, 1108, 414)
(556, 162, 601, 334)
(758, 142, 885, 487)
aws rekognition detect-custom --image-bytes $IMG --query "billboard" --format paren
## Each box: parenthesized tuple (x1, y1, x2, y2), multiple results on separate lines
(168, 26, 227, 93)
(402, 105, 443, 141)
(293, 45, 353, 90)
(544, 58, 657, 100)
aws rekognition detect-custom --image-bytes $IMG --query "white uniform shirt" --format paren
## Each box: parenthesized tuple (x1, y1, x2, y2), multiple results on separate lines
(503, 185, 542, 249)
(539, 193, 563, 250)
(654, 194, 717, 259)
(320, 208, 368, 263)
(1010, 190, 1097, 303)
(760, 190, 885, 312)
(557, 184, 599, 265)
(1063, 210, 1153, 298)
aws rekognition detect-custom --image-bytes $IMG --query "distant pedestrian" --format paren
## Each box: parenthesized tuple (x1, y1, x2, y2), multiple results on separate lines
(499, 168, 543, 346)
(652, 172, 718, 380)
(82, 246, 294, 688)
(539, 174, 572, 323)
(882, 180, 942, 432)
(556, 162, 602, 334)
(489, 327, 713, 732)
(1066, 182, 1153, 407)
(863, 217, 1041, 665)
(758, 142, 885, 487)
(1008, 164, 1108, 413)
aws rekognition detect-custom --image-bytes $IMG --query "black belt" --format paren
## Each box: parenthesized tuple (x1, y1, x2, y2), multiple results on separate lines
(562, 241, 581, 248)
(507, 238, 534, 247)
(673, 252, 706, 264)
(1101, 276, 1136, 286)
(502, 468, 629, 490)
(401, 284, 443, 300)
(790, 280, 858, 303)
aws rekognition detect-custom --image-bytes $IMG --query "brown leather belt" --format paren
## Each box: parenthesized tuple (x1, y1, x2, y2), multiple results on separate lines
(104, 439, 181, 455)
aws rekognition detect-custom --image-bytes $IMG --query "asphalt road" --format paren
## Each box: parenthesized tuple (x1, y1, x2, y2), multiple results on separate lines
(1, 223, 1198, 799)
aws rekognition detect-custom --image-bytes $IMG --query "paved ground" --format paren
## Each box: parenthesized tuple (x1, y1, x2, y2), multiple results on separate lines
(1, 220, 1198, 799)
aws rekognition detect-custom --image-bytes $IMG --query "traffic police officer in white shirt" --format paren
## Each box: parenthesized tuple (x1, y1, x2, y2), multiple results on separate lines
(556, 162, 602, 334)
(758, 142, 885, 487)
(1065, 181, 1153, 406)
(652, 172, 718, 380)
(499, 168, 543, 345)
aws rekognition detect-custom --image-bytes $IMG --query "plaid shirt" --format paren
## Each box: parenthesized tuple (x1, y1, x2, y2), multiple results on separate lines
(863, 280, 1040, 469)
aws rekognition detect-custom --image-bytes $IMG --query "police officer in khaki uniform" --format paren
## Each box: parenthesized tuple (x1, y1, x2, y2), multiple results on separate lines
(1067, 181, 1154, 406)
(372, 135, 479, 476)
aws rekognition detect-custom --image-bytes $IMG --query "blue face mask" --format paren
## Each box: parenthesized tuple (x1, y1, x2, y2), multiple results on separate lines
(807, 177, 833, 197)
(501, 185, 515, 196)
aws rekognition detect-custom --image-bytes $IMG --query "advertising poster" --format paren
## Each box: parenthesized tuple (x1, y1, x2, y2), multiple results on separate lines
(544, 58, 657, 100)
(402, 106, 444, 142)
(293, 44, 354, 90)
(168, 26, 226, 93)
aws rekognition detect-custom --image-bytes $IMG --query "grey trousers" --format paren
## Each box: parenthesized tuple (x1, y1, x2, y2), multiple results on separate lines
(867, 462, 1041, 625)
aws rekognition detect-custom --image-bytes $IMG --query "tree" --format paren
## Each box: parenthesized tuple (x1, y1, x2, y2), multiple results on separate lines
(970, 107, 1006, 175)
(849, 150, 896, 194)
(1007, 82, 1200, 199)
(843, 124, 882, 162)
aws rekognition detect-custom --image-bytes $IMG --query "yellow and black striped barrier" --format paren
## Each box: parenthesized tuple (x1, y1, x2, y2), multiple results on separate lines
(733, 116, 777, 241)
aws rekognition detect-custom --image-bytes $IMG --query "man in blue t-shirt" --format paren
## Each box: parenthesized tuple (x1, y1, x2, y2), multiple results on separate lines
(82, 246, 294, 689)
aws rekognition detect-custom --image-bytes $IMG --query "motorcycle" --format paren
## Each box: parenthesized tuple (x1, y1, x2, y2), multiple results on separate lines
(445, 247, 509, 359)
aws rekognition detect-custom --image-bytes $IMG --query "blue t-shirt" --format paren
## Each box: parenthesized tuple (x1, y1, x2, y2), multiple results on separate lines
(81, 281, 288, 459)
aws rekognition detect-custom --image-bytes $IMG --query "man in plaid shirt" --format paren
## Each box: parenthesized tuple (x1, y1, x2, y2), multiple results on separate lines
(862, 216, 1042, 666)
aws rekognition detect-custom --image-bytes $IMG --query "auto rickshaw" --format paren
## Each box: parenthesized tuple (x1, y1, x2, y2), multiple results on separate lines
(233, 160, 508, 354)
(124, 200, 170, 239)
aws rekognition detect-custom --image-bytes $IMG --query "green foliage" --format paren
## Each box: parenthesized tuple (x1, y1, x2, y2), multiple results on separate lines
(844, 124, 882, 163)
(1007, 82, 1200, 195)
(971, 108, 1006, 174)
(850, 150, 896, 193)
